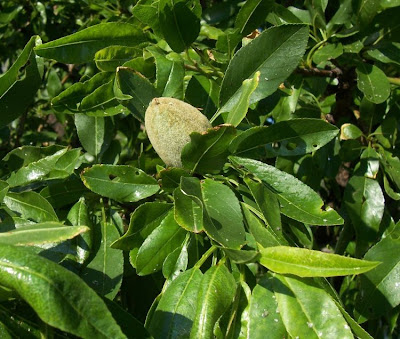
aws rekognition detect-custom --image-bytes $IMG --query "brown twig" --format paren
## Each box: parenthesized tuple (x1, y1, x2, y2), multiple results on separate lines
(295, 66, 343, 78)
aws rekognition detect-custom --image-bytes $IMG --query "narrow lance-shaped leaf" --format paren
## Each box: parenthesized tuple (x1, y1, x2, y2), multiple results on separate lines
(0, 244, 126, 338)
(0, 222, 89, 247)
(81, 165, 159, 203)
(35, 22, 146, 64)
(230, 156, 343, 225)
(259, 246, 380, 277)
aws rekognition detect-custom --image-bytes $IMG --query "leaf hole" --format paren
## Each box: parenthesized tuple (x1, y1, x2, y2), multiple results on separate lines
(272, 142, 280, 150)
(109, 174, 117, 180)
(313, 144, 318, 148)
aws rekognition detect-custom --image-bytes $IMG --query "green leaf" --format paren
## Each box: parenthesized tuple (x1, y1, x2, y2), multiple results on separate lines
(158, 0, 201, 53)
(0, 222, 89, 247)
(181, 125, 236, 174)
(356, 63, 390, 104)
(229, 119, 339, 158)
(356, 237, 400, 319)
(201, 178, 246, 249)
(115, 67, 158, 122)
(245, 177, 282, 234)
(81, 165, 159, 203)
(4, 191, 58, 223)
(0, 180, 9, 203)
(219, 24, 308, 110)
(272, 274, 354, 339)
(148, 268, 203, 338)
(132, 0, 162, 37)
(51, 72, 113, 113)
(6, 148, 81, 187)
(67, 198, 93, 265)
(174, 187, 204, 233)
(365, 42, 400, 65)
(81, 221, 123, 300)
(40, 176, 88, 209)
(243, 274, 287, 338)
(75, 114, 114, 159)
(111, 202, 172, 251)
(357, 0, 381, 27)
(190, 264, 236, 339)
(0, 36, 43, 128)
(135, 209, 187, 275)
(159, 167, 191, 193)
(162, 235, 189, 280)
(0, 244, 125, 338)
(147, 46, 185, 99)
(220, 72, 260, 126)
(94, 46, 141, 72)
(259, 246, 380, 277)
(235, 0, 274, 36)
(344, 174, 384, 256)
(230, 157, 344, 225)
(35, 22, 146, 64)
(340, 123, 363, 140)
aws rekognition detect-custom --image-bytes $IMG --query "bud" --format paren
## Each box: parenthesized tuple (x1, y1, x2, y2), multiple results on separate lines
(145, 97, 212, 167)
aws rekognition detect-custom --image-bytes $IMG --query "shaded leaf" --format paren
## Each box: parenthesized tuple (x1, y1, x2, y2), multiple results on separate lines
(356, 63, 390, 104)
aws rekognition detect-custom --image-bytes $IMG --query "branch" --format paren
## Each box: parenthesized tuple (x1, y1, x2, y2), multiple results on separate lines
(295, 66, 343, 78)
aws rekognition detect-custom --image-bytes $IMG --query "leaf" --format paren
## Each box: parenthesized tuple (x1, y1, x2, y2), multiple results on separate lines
(40, 176, 88, 209)
(135, 210, 187, 275)
(245, 177, 282, 234)
(81, 165, 159, 203)
(51, 72, 113, 113)
(219, 24, 308, 111)
(111, 202, 172, 251)
(75, 114, 114, 159)
(6, 148, 80, 187)
(0, 36, 43, 128)
(235, 0, 274, 36)
(201, 178, 246, 249)
(181, 125, 236, 174)
(115, 67, 158, 122)
(148, 268, 203, 338)
(0, 222, 89, 247)
(158, 0, 201, 53)
(229, 119, 339, 158)
(174, 187, 204, 233)
(4, 191, 58, 223)
(190, 264, 236, 339)
(0, 244, 125, 338)
(340, 123, 363, 140)
(259, 246, 380, 277)
(159, 167, 191, 193)
(162, 236, 189, 280)
(357, 0, 381, 27)
(365, 42, 400, 66)
(356, 63, 390, 104)
(230, 157, 344, 225)
(81, 221, 123, 300)
(35, 22, 146, 64)
(272, 274, 354, 339)
(356, 237, 400, 319)
(147, 46, 185, 99)
(67, 198, 93, 265)
(313, 43, 343, 64)
(0, 180, 9, 203)
(344, 174, 384, 256)
(220, 72, 260, 126)
(243, 274, 287, 338)
(94, 46, 141, 72)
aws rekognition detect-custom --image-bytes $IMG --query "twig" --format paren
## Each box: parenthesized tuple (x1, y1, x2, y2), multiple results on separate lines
(295, 66, 343, 78)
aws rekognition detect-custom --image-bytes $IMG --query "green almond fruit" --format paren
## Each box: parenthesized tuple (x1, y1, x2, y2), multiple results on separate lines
(145, 97, 212, 167)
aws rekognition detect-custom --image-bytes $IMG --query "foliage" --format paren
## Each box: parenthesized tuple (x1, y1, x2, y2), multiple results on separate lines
(0, 0, 399, 338)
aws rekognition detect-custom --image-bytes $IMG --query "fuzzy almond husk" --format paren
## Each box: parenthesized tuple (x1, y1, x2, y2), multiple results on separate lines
(145, 97, 212, 167)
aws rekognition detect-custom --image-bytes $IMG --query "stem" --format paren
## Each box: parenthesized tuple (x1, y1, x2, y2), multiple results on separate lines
(388, 77, 400, 86)
(194, 245, 217, 268)
(306, 39, 327, 67)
